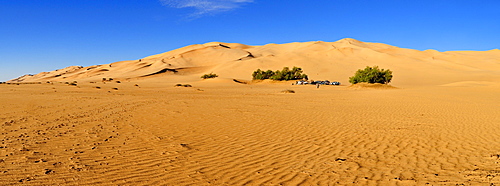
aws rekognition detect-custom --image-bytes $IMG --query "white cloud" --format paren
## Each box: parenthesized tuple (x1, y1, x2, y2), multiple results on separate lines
(161, 0, 253, 17)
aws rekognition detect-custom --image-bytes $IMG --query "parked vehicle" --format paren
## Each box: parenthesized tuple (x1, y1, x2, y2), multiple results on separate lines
(331, 81, 341, 85)
(295, 80, 341, 86)
(295, 80, 309, 85)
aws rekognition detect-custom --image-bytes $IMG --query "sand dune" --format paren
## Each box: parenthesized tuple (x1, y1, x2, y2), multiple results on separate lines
(8, 38, 500, 87)
(2, 39, 500, 185)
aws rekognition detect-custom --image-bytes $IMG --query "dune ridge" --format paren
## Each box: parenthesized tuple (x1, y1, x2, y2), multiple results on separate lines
(8, 38, 500, 87)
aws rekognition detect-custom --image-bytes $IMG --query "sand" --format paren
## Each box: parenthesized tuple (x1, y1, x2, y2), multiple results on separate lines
(1, 80, 499, 185)
(8, 39, 500, 87)
(2, 39, 500, 185)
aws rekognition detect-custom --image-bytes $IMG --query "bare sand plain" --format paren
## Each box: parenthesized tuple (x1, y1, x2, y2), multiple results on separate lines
(1, 79, 500, 185)
(2, 39, 500, 185)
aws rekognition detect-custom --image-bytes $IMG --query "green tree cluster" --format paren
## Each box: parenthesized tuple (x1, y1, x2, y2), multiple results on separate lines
(252, 67, 308, 81)
(252, 69, 275, 80)
(349, 66, 393, 84)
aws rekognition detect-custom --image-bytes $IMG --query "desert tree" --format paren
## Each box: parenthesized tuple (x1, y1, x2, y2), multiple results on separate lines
(349, 66, 393, 84)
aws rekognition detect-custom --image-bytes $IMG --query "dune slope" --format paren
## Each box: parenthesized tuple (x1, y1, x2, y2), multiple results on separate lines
(8, 39, 500, 87)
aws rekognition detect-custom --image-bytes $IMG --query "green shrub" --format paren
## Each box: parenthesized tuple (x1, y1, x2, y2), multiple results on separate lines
(252, 69, 275, 80)
(349, 66, 393, 84)
(201, 73, 218, 79)
(252, 66, 308, 81)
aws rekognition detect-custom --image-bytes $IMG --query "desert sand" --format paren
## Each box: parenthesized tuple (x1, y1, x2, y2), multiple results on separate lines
(2, 39, 500, 185)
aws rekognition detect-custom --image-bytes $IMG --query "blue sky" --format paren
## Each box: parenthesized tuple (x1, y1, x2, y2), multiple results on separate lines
(1, 0, 499, 81)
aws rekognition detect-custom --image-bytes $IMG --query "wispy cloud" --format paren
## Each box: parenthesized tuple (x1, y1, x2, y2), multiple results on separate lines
(161, 0, 253, 17)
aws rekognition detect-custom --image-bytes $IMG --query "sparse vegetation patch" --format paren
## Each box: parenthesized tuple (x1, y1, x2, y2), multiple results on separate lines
(281, 89, 295, 94)
(201, 73, 218, 79)
(175, 84, 192, 87)
(102, 78, 114, 82)
(68, 81, 78, 86)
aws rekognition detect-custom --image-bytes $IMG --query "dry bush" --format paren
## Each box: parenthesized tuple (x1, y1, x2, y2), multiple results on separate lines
(281, 89, 295, 93)
(175, 84, 192, 87)
(201, 73, 218, 79)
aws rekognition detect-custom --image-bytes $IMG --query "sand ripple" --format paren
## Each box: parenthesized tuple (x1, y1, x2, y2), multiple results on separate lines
(1, 83, 499, 185)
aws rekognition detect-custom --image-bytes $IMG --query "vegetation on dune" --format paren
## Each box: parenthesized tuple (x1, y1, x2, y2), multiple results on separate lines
(252, 69, 275, 80)
(252, 66, 308, 81)
(201, 73, 218, 79)
(349, 66, 393, 84)
(175, 84, 192, 87)
(281, 89, 295, 93)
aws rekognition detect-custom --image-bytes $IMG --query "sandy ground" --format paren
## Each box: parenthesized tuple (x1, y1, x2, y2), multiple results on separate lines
(3, 39, 500, 185)
(1, 79, 500, 185)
